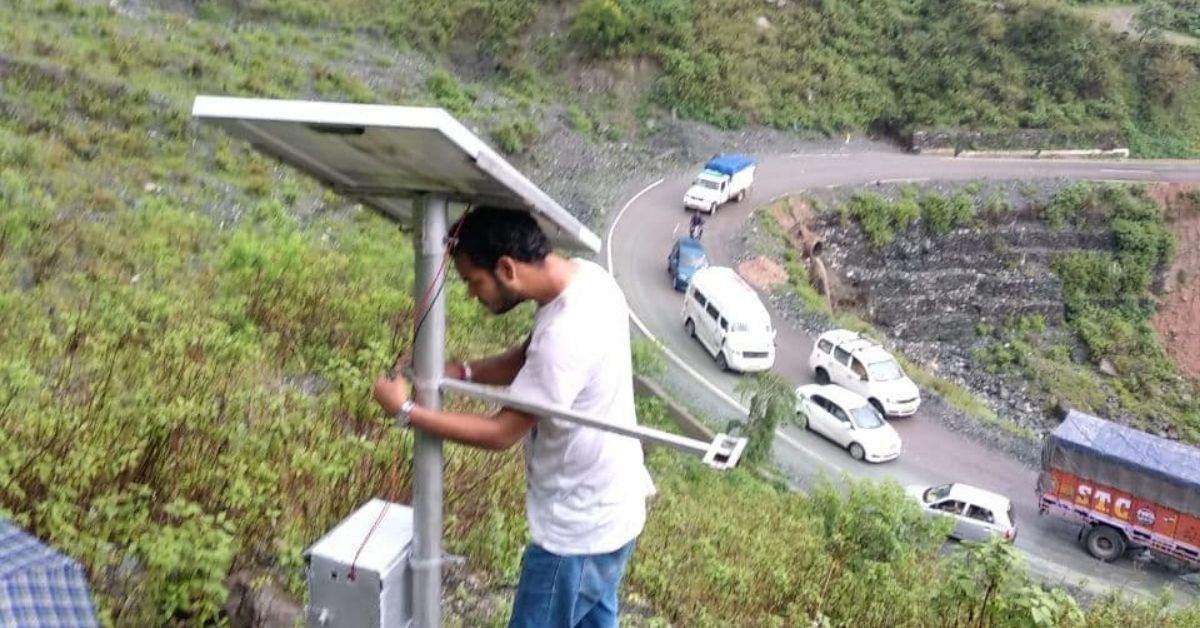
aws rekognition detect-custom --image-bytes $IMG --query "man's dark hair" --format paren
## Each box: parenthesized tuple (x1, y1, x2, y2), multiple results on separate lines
(450, 206, 552, 270)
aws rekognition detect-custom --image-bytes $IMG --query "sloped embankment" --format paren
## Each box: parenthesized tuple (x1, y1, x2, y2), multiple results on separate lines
(786, 179, 1194, 439)
(823, 219, 1109, 348)
(1150, 184, 1200, 379)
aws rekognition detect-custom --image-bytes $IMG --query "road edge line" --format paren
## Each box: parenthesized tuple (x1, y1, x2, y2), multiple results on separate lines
(604, 178, 829, 465)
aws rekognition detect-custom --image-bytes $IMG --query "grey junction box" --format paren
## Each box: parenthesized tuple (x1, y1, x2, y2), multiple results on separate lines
(305, 499, 414, 627)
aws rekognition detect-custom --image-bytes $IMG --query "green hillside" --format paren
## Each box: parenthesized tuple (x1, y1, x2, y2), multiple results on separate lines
(180, 0, 1200, 155)
(2, 0, 1199, 624)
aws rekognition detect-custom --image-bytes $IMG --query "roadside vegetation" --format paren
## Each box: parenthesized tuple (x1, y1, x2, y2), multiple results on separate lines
(757, 205, 1031, 440)
(110, 0, 1200, 156)
(4, 0, 1200, 624)
(987, 183, 1198, 440)
(790, 183, 1199, 442)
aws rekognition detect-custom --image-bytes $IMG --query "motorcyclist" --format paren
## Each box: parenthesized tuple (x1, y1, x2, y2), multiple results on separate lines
(689, 212, 705, 240)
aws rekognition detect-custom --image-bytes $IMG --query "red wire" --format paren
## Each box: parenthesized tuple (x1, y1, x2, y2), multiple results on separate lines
(348, 209, 469, 582)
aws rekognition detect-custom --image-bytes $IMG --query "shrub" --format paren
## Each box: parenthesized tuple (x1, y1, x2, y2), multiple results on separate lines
(843, 192, 920, 250)
(571, 0, 631, 58)
(1041, 182, 1095, 228)
(566, 104, 595, 140)
(426, 69, 475, 118)
(847, 192, 896, 249)
(631, 337, 667, 378)
(921, 193, 975, 235)
(491, 115, 540, 154)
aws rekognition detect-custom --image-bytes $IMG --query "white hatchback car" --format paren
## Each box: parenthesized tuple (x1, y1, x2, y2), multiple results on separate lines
(809, 329, 921, 417)
(795, 384, 902, 463)
(906, 483, 1017, 544)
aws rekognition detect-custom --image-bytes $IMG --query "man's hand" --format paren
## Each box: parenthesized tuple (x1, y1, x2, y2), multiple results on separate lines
(373, 373, 410, 416)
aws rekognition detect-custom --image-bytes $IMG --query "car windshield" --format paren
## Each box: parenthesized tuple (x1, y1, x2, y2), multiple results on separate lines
(695, 178, 721, 190)
(680, 250, 707, 267)
(849, 404, 884, 429)
(868, 359, 905, 381)
(922, 484, 953, 504)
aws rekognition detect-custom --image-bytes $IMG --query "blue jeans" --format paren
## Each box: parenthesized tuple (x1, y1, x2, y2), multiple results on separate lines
(508, 540, 636, 628)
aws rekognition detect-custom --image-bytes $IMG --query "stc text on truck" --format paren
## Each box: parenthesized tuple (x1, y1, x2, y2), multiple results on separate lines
(1038, 409, 1200, 570)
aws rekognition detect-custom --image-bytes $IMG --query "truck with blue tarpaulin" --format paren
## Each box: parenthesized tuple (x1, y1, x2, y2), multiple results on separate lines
(1037, 409, 1200, 570)
(683, 154, 755, 213)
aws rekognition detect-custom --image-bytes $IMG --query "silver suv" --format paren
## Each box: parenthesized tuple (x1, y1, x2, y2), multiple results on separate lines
(808, 329, 921, 417)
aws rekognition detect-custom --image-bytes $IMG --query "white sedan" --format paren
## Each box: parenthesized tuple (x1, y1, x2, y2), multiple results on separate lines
(795, 384, 902, 462)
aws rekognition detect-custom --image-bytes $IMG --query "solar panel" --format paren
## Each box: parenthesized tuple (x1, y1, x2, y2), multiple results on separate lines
(191, 96, 600, 252)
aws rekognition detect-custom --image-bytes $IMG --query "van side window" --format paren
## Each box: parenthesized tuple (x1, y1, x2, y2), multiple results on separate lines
(834, 347, 851, 364)
(818, 339, 833, 353)
(719, 317, 728, 331)
(705, 303, 719, 321)
(694, 290, 708, 308)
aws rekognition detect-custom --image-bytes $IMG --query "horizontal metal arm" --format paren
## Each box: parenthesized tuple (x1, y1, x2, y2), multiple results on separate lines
(439, 378, 746, 470)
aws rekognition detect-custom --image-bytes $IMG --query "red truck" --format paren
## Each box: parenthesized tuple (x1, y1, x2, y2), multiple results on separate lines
(1038, 409, 1200, 570)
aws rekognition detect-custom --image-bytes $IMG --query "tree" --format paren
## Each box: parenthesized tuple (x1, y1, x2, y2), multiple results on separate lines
(1132, 1, 1176, 43)
(733, 371, 795, 467)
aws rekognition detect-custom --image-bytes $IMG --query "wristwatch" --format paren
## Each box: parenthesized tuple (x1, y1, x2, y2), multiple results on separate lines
(396, 399, 417, 427)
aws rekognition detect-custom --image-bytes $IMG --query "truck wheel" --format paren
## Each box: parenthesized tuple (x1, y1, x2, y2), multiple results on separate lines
(716, 352, 728, 372)
(685, 319, 696, 339)
(814, 367, 830, 385)
(736, 190, 746, 203)
(1085, 525, 1126, 562)
(849, 442, 865, 461)
(710, 202, 718, 214)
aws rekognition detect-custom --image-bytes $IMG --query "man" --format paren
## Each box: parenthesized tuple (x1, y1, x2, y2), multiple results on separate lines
(688, 211, 705, 240)
(372, 206, 655, 628)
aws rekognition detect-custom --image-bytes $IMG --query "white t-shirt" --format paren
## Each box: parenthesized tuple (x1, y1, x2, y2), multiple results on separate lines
(507, 258, 656, 556)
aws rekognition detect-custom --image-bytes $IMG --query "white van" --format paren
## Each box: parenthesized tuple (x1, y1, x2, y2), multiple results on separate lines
(681, 266, 776, 372)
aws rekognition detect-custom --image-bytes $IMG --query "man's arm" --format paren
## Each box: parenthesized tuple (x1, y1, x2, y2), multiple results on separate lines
(373, 375, 535, 450)
(409, 406, 536, 451)
(459, 336, 531, 386)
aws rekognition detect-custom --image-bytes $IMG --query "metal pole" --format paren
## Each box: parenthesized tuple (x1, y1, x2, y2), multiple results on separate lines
(412, 194, 447, 627)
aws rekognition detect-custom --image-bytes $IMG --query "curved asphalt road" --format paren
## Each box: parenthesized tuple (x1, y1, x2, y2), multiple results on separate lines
(608, 151, 1200, 602)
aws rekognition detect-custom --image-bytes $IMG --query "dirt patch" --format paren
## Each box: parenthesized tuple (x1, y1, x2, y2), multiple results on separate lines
(737, 256, 788, 292)
(1150, 183, 1200, 379)
(1077, 5, 1200, 48)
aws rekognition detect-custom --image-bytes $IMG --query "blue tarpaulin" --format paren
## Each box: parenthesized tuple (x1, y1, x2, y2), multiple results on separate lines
(1044, 410, 1200, 516)
(703, 154, 754, 176)
(0, 518, 99, 628)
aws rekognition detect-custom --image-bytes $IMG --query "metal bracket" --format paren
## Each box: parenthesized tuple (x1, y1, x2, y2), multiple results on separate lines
(702, 433, 748, 470)
(440, 378, 747, 470)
